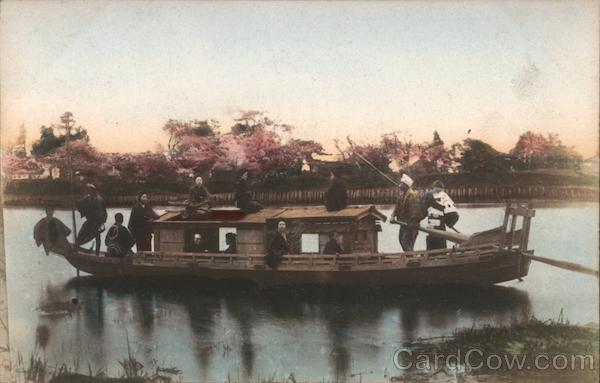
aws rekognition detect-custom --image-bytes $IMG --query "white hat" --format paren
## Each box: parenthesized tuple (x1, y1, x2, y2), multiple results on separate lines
(400, 174, 413, 187)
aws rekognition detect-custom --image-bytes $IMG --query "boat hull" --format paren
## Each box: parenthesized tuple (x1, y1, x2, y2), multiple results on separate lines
(60, 248, 531, 287)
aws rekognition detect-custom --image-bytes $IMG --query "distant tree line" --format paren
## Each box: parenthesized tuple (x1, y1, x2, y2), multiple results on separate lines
(1, 111, 585, 183)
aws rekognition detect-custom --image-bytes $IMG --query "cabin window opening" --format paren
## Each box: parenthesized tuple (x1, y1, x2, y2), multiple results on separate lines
(219, 227, 237, 252)
(301, 234, 319, 253)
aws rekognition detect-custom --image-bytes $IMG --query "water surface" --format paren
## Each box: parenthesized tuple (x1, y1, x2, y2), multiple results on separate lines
(4, 203, 598, 382)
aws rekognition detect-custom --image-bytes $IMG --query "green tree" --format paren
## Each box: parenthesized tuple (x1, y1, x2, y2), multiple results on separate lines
(31, 112, 89, 156)
(460, 139, 504, 172)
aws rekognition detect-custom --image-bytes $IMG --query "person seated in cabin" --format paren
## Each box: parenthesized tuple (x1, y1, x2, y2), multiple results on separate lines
(34, 206, 72, 255)
(183, 176, 212, 219)
(323, 231, 343, 255)
(77, 183, 108, 256)
(224, 232, 237, 253)
(234, 171, 263, 214)
(420, 180, 459, 250)
(266, 221, 289, 269)
(325, 170, 348, 212)
(190, 233, 209, 253)
(105, 213, 135, 258)
(389, 174, 423, 252)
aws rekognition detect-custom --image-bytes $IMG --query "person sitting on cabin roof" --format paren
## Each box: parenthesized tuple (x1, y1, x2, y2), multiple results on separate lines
(184, 176, 212, 219)
(77, 183, 108, 256)
(389, 174, 423, 252)
(224, 232, 237, 253)
(266, 221, 289, 269)
(325, 170, 348, 211)
(105, 213, 135, 258)
(235, 171, 263, 214)
(323, 231, 343, 255)
(420, 180, 459, 250)
(34, 206, 72, 255)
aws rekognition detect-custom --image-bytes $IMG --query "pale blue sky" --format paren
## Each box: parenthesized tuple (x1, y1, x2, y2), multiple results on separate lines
(1, 1, 598, 155)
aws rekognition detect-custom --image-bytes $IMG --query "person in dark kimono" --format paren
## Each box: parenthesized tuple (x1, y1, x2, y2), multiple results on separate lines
(234, 171, 263, 214)
(323, 231, 343, 255)
(224, 232, 237, 254)
(189, 233, 209, 253)
(128, 191, 159, 251)
(33, 206, 72, 255)
(325, 170, 348, 211)
(266, 221, 289, 269)
(184, 176, 212, 219)
(389, 174, 423, 252)
(77, 184, 107, 255)
(421, 180, 459, 250)
(105, 213, 135, 258)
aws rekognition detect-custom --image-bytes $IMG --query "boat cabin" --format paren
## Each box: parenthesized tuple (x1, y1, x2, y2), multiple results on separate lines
(151, 206, 387, 255)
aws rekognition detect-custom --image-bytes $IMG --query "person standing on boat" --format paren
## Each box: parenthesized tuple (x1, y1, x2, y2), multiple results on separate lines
(421, 180, 459, 250)
(234, 171, 263, 213)
(325, 170, 348, 211)
(77, 183, 108, 256)
(105, 213, 135, 257)
(128, 192, 159, 252)
(323, 231, 343, 255)
(389, 174, 422, 252)
(34, 206, 72, 255)
(266, 221, 289, 269)
(184, 176, 212, 219)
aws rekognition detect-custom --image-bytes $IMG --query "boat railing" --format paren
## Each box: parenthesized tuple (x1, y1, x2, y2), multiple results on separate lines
(133, 243, 501, 269)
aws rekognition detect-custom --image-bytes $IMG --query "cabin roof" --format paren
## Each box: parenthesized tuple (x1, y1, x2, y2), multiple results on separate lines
(155, 205, 386, 225)
(270, 205, 387, 221)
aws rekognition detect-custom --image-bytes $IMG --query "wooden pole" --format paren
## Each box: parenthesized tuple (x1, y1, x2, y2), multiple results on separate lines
(63, 114, 79, 276)
(527, 255, 599, 278)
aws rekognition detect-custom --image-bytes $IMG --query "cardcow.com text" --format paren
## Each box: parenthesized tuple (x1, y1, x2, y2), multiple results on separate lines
(393, 348, 597, 371)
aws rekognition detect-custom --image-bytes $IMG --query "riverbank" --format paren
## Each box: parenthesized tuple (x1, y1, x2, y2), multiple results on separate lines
(20, 319, 599, 383)
(3, 184, 598, 207)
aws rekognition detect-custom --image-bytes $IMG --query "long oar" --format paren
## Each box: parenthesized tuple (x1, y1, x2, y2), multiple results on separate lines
(526, 255, 599, 278)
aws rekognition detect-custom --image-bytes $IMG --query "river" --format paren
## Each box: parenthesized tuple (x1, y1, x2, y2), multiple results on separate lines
(3, 203, 598, 382)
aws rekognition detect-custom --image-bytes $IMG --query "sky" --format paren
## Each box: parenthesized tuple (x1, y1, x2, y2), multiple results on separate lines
(1, 1, 598, 156)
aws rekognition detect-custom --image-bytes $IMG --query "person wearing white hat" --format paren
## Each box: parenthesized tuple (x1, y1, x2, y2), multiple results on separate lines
(389, 174, 423, 251)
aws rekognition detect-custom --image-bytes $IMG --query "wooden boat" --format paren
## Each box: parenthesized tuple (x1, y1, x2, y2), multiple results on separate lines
(46, 203, 536, 287)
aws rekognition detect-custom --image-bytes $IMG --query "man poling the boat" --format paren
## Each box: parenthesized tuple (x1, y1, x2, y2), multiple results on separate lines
(421, 180, 459, 250)
(389, 174, 422, 252)
(77, 183, 107, 256)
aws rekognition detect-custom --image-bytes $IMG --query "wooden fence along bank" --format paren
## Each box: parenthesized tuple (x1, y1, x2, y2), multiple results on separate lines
(3, 185, 599, 207)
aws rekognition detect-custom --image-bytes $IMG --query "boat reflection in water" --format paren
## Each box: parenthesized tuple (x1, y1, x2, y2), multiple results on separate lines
(29, 277, 533, 382)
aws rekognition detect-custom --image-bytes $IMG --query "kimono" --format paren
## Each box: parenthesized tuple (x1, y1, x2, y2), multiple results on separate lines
(105, 224, 135, 257)
(77, 194, 107, 245)
(33, 217, 72, 255)
(323, 239, 343, 255)
(391, 188, 423, 251)
(421, 187, 459, 250)
(184, 185, 211, 219)
(234, 179, 263, 213)
(128, 202, 159, 251)
(266, 232, 289, 269)
(325, 177, 348, 211)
